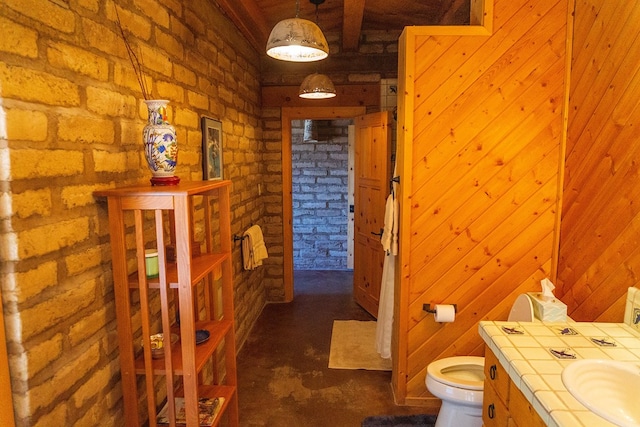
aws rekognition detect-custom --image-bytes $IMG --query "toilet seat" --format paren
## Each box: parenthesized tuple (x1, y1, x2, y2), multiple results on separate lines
(427, 356, 485, 390)
(508, 293, 535, 322)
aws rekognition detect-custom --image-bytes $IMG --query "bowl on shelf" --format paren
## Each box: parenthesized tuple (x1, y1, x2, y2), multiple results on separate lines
(145, 333, 179, 359)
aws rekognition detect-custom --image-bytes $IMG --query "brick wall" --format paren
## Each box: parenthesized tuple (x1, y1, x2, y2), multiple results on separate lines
(292, 119, 351, 270)
(0, 1, 265, 426)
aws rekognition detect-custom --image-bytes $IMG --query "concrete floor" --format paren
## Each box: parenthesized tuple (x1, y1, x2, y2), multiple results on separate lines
(236, 270, 428, 427)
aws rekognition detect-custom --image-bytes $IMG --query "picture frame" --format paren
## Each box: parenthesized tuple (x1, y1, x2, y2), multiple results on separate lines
(201, 116, 223, 180)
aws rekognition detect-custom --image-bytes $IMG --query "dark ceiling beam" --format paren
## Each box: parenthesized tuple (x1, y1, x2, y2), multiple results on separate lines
(215, 0, 271, 53)
(342, 0, 366, 52)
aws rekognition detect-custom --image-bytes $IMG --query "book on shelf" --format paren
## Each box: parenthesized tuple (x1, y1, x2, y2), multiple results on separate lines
(157, 397, 224, 426)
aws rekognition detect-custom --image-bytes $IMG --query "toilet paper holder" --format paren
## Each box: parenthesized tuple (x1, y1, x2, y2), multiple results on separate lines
(423, 303, 457, 314)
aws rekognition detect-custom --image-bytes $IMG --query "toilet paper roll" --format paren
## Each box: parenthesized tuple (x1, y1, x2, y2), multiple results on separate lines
(434, 304, 456, 323)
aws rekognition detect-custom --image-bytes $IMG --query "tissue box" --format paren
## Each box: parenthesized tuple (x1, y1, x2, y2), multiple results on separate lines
(527, 292, 567, 322)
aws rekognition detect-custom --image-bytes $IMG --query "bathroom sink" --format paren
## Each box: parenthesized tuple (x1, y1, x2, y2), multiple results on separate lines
(561, 359, 640, 427)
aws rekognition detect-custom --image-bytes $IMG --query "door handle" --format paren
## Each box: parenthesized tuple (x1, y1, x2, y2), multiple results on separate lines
(371, 228, 384, 237)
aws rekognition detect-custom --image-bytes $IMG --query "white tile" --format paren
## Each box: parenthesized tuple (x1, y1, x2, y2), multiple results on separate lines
(509, 359, 534, 388)
(534, 390, 563, 420)
(549, 410, 584, 427)
(500, 346, 523, 361)
(556, 390, 587, 411)
(594, 323, 632, 336)
(535, 335, 568, 347)
(518, 347, 554, 360)
(615, 336, 640, 348)
(508, 334, 544, 347)
(569, 323, 603, 336)
(528, 360, 563, 375)
(521, 324, 556, 336)
(599, 347, 638, 361)
(558, 335, 593, 347)
(577, 411, 618, 426)
(492, 335, 512, 348)
(542, 373, 565, 391)
(573, 347, 608, 359)
(522, 372, 550, 393)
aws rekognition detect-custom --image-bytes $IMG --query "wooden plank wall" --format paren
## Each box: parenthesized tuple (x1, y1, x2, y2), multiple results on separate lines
(395, 0, 569, 404)
(556, 1, 640, 321)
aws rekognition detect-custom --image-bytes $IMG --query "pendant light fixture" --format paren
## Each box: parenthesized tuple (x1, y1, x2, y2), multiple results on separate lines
(266, 0, 329, 62)
(299, 73, 336, 99)
(298, 0, 336, 99)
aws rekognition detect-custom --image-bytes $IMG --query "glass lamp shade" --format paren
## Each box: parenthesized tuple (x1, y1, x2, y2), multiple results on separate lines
(266, 18, 329, 62)
(299, 73, 337, 99)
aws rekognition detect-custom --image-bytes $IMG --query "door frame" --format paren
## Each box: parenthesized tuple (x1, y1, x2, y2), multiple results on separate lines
(281, 106, 367, 301)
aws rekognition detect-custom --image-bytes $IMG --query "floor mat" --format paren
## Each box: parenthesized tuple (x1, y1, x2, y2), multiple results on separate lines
(328, 320, 392, 371)
(361, 414, 437, 427)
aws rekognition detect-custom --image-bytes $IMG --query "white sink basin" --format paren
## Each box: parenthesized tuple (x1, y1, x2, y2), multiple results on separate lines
(561, 359, 640, 427)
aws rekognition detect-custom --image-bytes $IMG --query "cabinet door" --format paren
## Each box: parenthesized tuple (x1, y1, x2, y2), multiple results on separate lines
(484, 347, 510, 405)
(508, 381, 546, 427)
(483, 379, 509, 427)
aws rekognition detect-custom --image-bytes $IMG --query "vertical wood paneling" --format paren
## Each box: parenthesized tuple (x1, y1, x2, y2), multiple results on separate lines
(395, 0, 568, 403)
(557, 0, 640, 321)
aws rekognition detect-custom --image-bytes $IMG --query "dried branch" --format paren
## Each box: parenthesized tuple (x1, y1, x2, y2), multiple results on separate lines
(114, 4, 150, 100)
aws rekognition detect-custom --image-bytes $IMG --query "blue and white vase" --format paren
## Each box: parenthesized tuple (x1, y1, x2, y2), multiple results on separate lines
(143, 99, 179, 185)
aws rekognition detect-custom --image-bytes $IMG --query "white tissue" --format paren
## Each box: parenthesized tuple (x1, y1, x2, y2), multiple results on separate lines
(541, 278, 556, 300)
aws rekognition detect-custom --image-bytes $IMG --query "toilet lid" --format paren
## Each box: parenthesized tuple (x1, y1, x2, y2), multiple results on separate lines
(427, 356, 485, 390)
(508, 294, 534, 322)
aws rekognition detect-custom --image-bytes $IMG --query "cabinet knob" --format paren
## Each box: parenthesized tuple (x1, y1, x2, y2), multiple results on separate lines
(487, 403, 495, 419)
(489, 364, 497, 380)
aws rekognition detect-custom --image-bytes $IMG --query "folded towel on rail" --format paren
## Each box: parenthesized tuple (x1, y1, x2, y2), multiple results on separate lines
(242, 225, 268, 270)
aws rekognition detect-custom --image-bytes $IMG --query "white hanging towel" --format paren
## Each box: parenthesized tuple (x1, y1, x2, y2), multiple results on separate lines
(376, 165, 399, 360)
(242, 225, 269, 270)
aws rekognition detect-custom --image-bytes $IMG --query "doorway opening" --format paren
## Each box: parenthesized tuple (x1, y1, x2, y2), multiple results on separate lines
(291, 118, 354, 273)
(281, 107, 367, 301)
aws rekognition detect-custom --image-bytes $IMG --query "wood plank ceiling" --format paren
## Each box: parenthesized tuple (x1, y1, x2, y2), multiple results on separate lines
(214, 0, 472, 54)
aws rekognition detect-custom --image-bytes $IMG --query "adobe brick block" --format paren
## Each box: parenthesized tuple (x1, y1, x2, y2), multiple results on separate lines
(0, 63, 80, 107)
(11, 149, 84, 179)
(18, 218, 89, 259)
(63, 184, 111, 209)
(22, 341, 100, 416)
(108, 5, 151, 41)
(78, 0, 99, 12)
(156, 80, 185, 103)
(5, 0, 75, 33)
(187, 90, 208, 110)
(175, 64, 198, 87)
(93, 150, 130, 173)
(12, 189, 52, 219)
(87, 87, 137, 118)
(58, 114, 115, 144)
(13, 261, 58, 303)
(0, 16, 38, 58)
(23, 333, 64, 381)
(155, 28, 184, 59)
(6, 109, 47, 142)
(174, 107, 199, 128)
(82, 18, 128, 58)
(47, 43, 109, 82)
(134, 0, 170, 28)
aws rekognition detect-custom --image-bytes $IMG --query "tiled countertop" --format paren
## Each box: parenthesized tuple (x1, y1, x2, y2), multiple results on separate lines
(478, 321, 640, 427)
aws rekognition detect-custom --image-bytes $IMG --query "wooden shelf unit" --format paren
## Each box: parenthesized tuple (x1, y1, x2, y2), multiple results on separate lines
(96, 180, 239, 427)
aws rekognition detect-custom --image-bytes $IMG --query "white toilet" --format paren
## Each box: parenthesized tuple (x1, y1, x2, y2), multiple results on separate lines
(425, 294, 535, 427)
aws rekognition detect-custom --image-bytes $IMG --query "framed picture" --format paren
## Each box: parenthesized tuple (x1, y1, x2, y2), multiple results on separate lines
(201, 116, 223, 180)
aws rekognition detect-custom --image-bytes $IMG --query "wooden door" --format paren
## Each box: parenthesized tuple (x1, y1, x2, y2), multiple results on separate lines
(353, 111, 392, 317)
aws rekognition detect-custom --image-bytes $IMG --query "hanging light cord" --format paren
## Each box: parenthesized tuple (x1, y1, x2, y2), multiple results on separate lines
(295, 0, 300, 18)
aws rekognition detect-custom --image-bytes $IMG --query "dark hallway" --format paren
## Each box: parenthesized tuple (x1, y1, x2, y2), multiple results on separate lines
(236, 270, 425, 426)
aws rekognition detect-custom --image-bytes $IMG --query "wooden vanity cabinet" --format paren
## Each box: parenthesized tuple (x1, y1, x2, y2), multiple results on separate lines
(483, 346, 545, 427)
(96, 181, 238, 427)
(484, 348, 510, 427)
